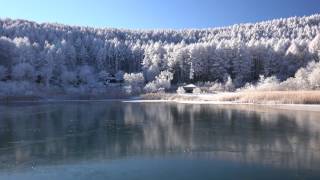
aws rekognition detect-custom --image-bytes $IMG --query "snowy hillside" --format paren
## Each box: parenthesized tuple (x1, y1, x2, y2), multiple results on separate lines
(0, 14, 320, 96)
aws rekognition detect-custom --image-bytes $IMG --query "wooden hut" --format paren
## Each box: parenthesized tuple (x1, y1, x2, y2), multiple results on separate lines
(183, 84, 197, 93)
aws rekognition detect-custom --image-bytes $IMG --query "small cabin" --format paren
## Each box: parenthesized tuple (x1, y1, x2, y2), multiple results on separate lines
(183, 84, 197, 93)
(106, 75, 124, 84)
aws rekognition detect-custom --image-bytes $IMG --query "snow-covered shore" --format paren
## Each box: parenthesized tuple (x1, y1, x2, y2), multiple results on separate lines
(140, 91, 320, 104)
(127, 99, 320, 112)
(125, 92, 320, 112)
(1, 92, 320, 112)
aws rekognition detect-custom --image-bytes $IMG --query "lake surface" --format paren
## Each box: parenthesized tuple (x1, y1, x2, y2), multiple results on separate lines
(0, 101, 320, 180)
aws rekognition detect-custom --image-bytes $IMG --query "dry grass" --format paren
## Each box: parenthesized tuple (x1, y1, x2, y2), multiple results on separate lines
(219, 91, 320, 104)
(141, 93, 200, 101)
(141, 91, 320, 105)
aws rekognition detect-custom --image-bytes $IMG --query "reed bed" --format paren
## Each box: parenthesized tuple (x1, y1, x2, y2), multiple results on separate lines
(219, 91, 320, 104)
(142, 91, 320, 104)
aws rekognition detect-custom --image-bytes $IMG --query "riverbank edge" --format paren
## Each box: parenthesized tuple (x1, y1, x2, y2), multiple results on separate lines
(129, 92, 320, 112)
(125, 99, 320, 112)
(0, 95, 132, 103)
(1, 93, 320, 112)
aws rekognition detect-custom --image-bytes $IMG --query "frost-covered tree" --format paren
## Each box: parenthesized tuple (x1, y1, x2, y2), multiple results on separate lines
(0, 14, 320, 95)
(12, 63, 35, 81)
(307, 61, 320, 89)
(98, 70, 110, 83)
(144, 70, 173, 93)
(61, 71, 77, 87)
(0, 65, 8, 80)
(78, 65, 95, 85)
(124, 72, 145, 94)
(309, 34, 320, 57)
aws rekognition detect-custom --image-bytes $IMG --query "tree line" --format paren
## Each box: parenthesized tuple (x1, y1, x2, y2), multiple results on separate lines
(0, 14, 319, 95)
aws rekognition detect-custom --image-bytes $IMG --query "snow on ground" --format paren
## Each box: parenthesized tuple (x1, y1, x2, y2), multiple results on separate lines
(125, 92, 320, 112)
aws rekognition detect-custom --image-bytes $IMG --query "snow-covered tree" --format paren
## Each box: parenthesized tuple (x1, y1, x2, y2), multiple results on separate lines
(0, 14, 320, 95)
(78, 65, 95, 85)
(124, 72, 145, 94)
(12, 63, 35, 81)
(0, 65, 7, 80)
(144, 70, 173, 93)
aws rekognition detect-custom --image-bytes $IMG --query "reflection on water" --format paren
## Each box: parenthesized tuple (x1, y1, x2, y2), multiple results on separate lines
(0, 101, 320, 179)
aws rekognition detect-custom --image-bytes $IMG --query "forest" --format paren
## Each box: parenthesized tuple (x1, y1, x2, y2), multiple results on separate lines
(0, 14, 320, 96)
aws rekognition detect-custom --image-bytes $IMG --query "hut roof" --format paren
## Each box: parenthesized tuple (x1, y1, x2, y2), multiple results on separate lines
(184, 84, 196, 88)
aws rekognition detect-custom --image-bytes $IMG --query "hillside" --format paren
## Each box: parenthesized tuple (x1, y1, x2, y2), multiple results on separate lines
(0, 14, 320, 96)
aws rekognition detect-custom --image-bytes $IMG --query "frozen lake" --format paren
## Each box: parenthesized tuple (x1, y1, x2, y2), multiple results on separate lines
(0, 101, 320, 179)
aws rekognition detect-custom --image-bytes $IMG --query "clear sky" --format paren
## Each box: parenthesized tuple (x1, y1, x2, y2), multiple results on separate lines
(0, 0, 319, 29)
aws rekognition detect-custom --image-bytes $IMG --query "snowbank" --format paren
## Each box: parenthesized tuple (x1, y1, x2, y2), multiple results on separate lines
(128, 92, 320, 112)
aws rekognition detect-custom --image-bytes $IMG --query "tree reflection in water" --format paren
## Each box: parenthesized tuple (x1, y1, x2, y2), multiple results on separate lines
(0, 101, 320, 171)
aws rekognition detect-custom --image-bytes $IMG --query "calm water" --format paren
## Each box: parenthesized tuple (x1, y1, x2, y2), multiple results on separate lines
(0, 101, 320, 180)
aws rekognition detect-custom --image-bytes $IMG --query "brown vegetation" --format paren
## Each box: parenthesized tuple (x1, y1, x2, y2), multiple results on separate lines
(218, 91, 320, 104)
(142, 91, 320, 104)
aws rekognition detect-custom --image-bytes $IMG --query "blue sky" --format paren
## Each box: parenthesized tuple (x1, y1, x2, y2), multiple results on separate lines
(0, 0, 319, 29)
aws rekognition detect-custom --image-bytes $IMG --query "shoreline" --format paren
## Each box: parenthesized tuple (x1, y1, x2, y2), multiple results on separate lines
(1, 92, 320, 112)
(125, 99, 320, 112)
(127, 92, 320, 112)
(0, 94, 132, 103)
